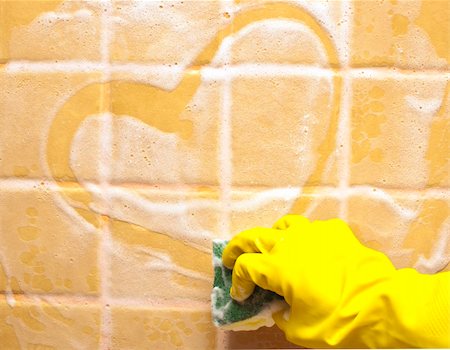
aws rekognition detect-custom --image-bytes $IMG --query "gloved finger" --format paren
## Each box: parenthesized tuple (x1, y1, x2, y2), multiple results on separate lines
(313, 218, 361, 245)
(272, 215, 310, 230)
(222, 227, 282, 269)
(230, 253, 279, 302)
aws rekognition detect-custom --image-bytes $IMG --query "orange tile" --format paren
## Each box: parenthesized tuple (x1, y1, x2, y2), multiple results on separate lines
(351, 0, 449, 69)
(108, 187, 220, 301)
(0, 295, 101, 349)
(348, 189, 449, 272)
(111, 306, 216, 350)
(0, 187, 100, 295)
(350, 75, 449, 189)
(227, 1, 344, 67)
(110, 1, 226, 66)
(109, 70, 222, 186)
(0, 70, 106, 182)
(231, 75, 340, 187)
(230, 187, 342, 236)
(0, 1, 102, 62)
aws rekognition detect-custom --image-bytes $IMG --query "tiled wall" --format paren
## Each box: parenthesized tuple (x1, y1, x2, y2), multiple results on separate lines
(0, 1, 448, 349)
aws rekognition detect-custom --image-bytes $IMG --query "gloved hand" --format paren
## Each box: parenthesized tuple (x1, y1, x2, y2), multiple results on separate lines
(222, 215, 450, 348)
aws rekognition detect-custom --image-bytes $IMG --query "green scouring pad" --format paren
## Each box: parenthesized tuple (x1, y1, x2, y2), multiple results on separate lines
(211, 239, 287, 331)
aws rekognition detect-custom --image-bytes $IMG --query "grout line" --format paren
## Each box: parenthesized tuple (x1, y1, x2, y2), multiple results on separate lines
(218, 74, 232, 239)
(348, 68, 450, 80)
(99, 1, 112, 349)
(217, 11, 234, 240)
(0, 178, 58, 190)
(4, 61, 106, 72)
(0, 178, 449, 197)
(0, 178, 223, 191)
(336, 0, 353, 221)
(0, 292, 212, 309)
(105, 296, 212, 309)
(340, 0, 352, 70)
(3, 60, 449, 77)
(0, 293, 100, 304)
(3, 60, 186, 76)
(201, 64, 336, 78)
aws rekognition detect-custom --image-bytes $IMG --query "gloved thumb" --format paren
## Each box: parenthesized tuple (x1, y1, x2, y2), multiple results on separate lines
(230, 252, 279, 301)
(272, 307, 291, 332)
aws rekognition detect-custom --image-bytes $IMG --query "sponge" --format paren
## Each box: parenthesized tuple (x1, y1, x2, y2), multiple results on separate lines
(211, 239, 288, 331)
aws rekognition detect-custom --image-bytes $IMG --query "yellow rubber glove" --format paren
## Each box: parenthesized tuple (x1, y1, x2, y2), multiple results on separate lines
(222, 215, 450, 348)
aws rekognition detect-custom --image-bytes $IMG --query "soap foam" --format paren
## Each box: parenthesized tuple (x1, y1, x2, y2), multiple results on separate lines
(108, 239, 211, 301)
(110, 0, 230, 68)
(135, 246, 211, 282)
(12, 156, 446, 281)
(67, 112, 449, 271)
(0, 249, 16, 307)
(214, 19, 328, 66)
(5, 297, 97, 349)
(415, 218, 450, 273)
(8, 0, 102, 62)
(406, 95, 442, 115)
(231, 188, 301, 212)
(38, 8, 93, 24)
(347, 186, 418, 220)
(217, 299, 288, 331)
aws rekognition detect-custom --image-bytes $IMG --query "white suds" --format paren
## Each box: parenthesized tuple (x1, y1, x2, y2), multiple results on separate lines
(415, 218, 450, 274)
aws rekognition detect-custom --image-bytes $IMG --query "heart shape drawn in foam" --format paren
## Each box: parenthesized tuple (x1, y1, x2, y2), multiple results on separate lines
(46, 2, 343, 294)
